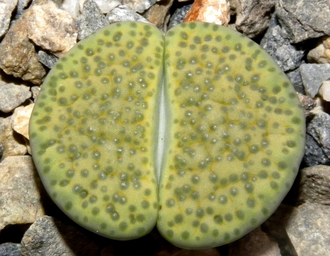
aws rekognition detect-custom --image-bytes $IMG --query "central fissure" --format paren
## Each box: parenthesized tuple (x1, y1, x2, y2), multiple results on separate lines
(156, 77, 167, 182)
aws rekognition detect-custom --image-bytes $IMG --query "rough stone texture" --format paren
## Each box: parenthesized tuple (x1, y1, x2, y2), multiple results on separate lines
(296, 165, 330, 205)
(37, 50, 59, 70)
(106, 5, 149, 24)
(261, 15, 305, 72)
(0, 116, 27, 160)
(300, 64, 330, 98)
(0, 34, 45, 84)
(0, 0, 18, 38)
(93, 0, 121, 14)
(276, 0, 330, 43)
(296, 93, 316, 117)
(0, 3, 47, 85)
(60, 0, 81, 18)
(307, 36, 330, 64)
(123, 0, 157, 13)
(234, 0, 275, 38)
(286, 68, 305, 95)
(319, 81, 330, 102)
(272, 203, 330, 256)
(76, 0, 109, 40)
(304, 110, 330, 166)
(0, 156, 45, 231)
(0, 82, 31, 113)
(0, 243, 21, 256)
(12, 104, 34, 140)
(168, 3, 192, 29)
(21, 216, 99, 256)
(31, 86, 41, 101)
(26, 1, 78, 57)
(143, 0, 174, 30)
(183, 0, 230, 25)
(228, 227, 281, 256)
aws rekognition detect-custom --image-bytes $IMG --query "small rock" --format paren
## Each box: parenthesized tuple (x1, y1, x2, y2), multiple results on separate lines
(37, 50, 59, 70)
(228, 227, 281, 256)
(168, 3, 192, 29)
(276, 0, 330, 43)
(183, 0, 230, 25)
(60, 0, 81, 18)
(12, 104, 34, 140)
(123, 0, 157, 13)
(296, 165, 330, 205)
(0, 156, 45, 232)
(0, 116, 27, 160)
(0, 0, 18, 38)
(272, 203, 330, 256)
(286, 68, 305, 94)
(296, 93, 316, 117)
(27, 1, 78, 57)
(319, 80, 330, 102)
(300, 64, 330, 98)
(31, 86, 41, 101)
(260, 15, 305, 72)
(21, 216, 99, 256)
(143, 0, 174, 30)
(76, 0, 109, 40)
(93, 0, 121, 14)
(0, 2, 47, 84)
(106, 5, 149, 24)
(0, 82, 31, 113)
(234, 0, 275, 38)
(0, 243, 21, 256)
(307, 36, 330, 64)
(304, 110, 330, 166)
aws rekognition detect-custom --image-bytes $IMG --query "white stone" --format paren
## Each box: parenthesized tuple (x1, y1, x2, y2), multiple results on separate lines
(12, 104, 34, 140)
(94, 0, 121, 13)
(60, 0, 81, 18)
(319, 80, 330, 102)
(0, 0, 18, 38)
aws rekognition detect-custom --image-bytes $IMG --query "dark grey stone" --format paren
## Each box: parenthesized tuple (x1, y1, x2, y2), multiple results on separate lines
(0, 80, 31, 113)
(0, 243, 21, 256)
(168, 3, 192, 29)
(300, 64, 330, 98)
(37, 50, 58, 70)
(304, 111, 330, 166)
(21, 216, 99, 256)
(235, 0, 276, 38)
(286, 68, 305, 94)
(260, 15, 305, 72)
(276, 0, 330, 43)
(75, 0, 109, 40)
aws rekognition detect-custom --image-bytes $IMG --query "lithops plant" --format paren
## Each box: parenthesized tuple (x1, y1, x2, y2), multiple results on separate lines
(157, 22, 305, 249)
(29, 21, 305, 249)
(29, 22, 163, 240)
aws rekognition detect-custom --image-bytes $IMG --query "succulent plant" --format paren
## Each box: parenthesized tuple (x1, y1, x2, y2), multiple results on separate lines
(29, 21, 305, 249)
